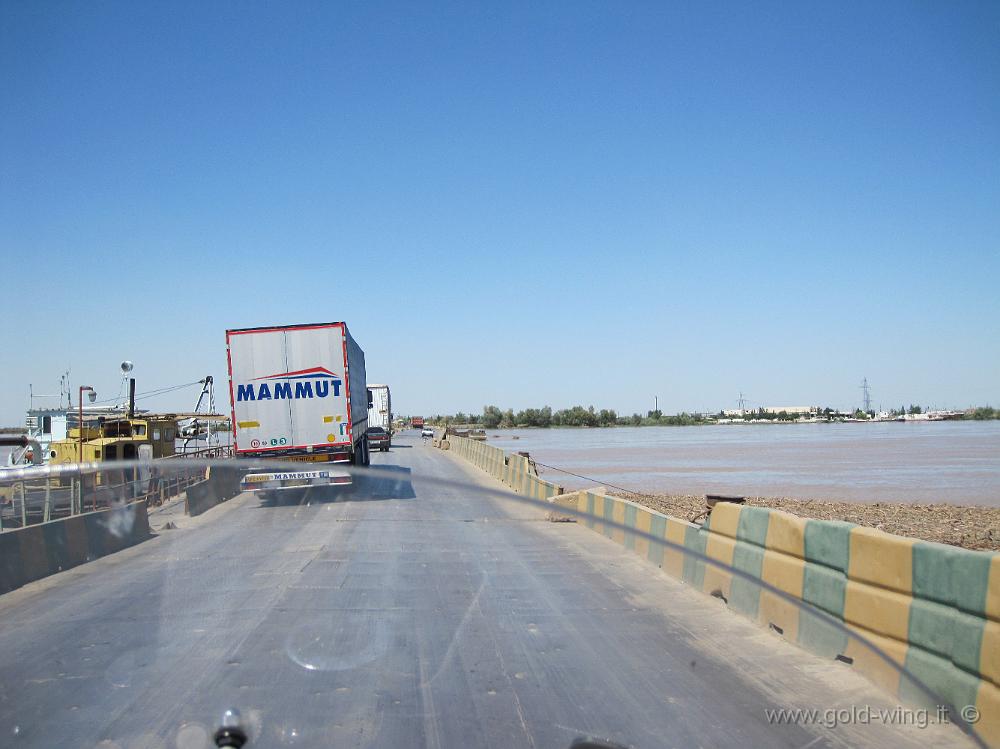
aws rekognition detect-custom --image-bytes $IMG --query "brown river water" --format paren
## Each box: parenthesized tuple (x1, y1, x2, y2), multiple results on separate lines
(485, 421, 1000, 507)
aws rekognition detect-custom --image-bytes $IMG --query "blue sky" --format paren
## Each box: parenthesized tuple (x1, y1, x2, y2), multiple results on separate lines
(1, 1, 998, 423)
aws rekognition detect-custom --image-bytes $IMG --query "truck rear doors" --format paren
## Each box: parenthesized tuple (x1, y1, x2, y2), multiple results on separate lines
(227, 324, 351, 454)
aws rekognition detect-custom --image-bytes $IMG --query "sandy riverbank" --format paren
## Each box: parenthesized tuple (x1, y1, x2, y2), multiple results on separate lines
(614, 491, 1000, 552)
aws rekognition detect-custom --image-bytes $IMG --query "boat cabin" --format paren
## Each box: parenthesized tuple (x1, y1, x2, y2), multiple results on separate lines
(49, 416, 178, 465)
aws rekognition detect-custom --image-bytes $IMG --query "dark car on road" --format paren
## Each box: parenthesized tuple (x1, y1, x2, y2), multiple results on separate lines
(366, 426, 390, 452)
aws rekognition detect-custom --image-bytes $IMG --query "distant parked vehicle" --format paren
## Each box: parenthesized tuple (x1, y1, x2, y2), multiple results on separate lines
(411, 416, 425, 429)
(366, 426, 390, 452)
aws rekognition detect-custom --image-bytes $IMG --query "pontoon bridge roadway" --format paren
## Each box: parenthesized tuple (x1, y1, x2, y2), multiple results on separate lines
(0, 433, 972, 748)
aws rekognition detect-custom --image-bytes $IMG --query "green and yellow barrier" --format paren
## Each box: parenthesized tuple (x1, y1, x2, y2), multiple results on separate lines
(440, 434, 999, 745)
(444, 434, 564, 501)
(615, 494, 999, 745)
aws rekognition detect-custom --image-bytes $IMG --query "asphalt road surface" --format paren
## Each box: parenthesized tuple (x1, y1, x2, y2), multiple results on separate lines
(0, 433, 974, 748)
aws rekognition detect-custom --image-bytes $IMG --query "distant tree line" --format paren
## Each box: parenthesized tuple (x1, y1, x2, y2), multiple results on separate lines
(968, 406, 1000, 420)
(423, 404, 1000, 427)
(427, 406, 710, 428)
(728, 409, 803, 422)
(719, 405, 933, 422)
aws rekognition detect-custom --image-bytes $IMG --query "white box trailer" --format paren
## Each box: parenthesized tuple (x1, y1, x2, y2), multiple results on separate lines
(367, 384, 392, 448)
(226, 322, 372, 493)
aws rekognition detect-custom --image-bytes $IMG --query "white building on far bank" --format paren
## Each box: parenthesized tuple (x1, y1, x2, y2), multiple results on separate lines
(763, 406, 820, 415)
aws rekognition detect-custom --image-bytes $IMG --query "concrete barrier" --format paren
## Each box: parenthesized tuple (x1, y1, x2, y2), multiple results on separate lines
(0, 502, 150, 595)
(185, 465, 245, 517)
(700, 502, 1000, 739)
(445, 435, 564, 499)
(442, 435, 999, 745)
(546, 489, 583, 521)
(580, 492, 1000, 746)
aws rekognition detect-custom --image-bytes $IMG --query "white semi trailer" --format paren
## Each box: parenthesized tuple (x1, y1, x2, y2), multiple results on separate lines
(367, 384, 392, 450)
(226, 321, 371, 494)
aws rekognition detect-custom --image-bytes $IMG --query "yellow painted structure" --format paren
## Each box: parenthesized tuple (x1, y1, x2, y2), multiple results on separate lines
(48, 417, 179, 484)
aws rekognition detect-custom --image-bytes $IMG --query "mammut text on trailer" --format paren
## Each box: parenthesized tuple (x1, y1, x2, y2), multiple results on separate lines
(226, 322, 372, 492)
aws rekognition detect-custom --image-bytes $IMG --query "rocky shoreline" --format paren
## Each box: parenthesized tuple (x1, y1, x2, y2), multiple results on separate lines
(614, 491, 1000, 552)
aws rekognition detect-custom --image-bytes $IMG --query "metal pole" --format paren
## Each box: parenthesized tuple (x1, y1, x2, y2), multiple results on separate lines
(78, 387, 84, 464)
(44, 480, 51, 523)
(19, 482, 26, 527)
(77, 386, 95, 503)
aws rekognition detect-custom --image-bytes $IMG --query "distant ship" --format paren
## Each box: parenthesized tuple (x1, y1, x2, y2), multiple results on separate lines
(897, 410, 964, 422)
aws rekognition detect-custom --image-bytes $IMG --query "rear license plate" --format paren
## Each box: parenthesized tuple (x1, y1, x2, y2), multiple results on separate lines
(247, 471, 331, 482)
(285, 454, 335, 463)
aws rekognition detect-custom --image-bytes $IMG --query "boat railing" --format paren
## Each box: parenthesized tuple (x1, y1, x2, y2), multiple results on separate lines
(0, 465, 207, 531)
(165, 445, 234, 460)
